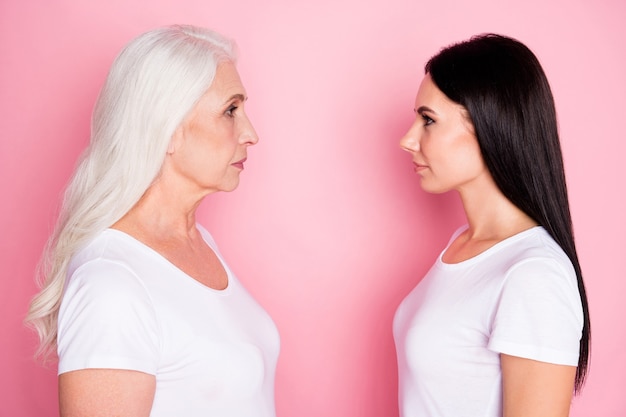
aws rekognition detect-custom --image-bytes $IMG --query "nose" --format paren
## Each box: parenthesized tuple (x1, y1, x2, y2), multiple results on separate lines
(399, 122, 420, 153)
(240, 113, 259, 146)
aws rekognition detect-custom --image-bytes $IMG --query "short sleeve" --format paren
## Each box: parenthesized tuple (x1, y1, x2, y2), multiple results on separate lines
(488, 258, 583, 366)
(57, 259, 160, 375)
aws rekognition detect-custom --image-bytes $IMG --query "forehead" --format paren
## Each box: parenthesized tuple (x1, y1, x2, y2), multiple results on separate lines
(190, 61, 245, 113)
(209, 60, 245, 97)
(183, 61, 245, 123)
(415, 74, 473, 129)
(415, 74, 449, 106)
(416, 74, 469, 115)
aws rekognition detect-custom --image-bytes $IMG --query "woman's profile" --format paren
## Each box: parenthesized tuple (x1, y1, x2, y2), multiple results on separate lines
(26, 24, 279, 417)
(394, 34, 590, 417)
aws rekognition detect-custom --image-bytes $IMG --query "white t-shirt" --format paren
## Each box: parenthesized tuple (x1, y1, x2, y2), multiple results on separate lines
(58, 226, 280, 417)
(393, 226, 583, 417)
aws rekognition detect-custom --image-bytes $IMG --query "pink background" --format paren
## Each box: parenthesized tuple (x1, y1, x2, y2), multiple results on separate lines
(1, 0, 625, 415)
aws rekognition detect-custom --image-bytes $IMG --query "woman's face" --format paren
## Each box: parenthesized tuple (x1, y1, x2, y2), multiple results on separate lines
(399, 74, 489, 194)
(167, 61, 259, 194)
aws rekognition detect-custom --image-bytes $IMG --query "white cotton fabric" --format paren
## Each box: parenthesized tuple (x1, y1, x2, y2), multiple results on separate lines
(393, 226, 583, 417)
(58, 225, 280, 417)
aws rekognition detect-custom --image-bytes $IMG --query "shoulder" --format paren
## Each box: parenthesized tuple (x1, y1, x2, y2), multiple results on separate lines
(503, 227, 576, 286)
(478, 227, 581, 314)
(69, 229, 145, 273)
(488, 229, 583, 365)
(512, 227, 569, 259)
(60, 233, 159, 346)
(65, 230, 154, 302)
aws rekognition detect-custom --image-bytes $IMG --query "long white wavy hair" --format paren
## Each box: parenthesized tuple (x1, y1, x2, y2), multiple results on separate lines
(26, 24, 236, 360)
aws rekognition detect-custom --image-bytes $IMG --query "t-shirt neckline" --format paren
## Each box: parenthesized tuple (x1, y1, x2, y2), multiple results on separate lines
(102, 227, 233, 295)
(437, 225, 543, 270)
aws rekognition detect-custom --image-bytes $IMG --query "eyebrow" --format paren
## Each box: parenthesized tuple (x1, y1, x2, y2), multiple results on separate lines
(415, 105, 436, 114)
(224, 93, 246, 105)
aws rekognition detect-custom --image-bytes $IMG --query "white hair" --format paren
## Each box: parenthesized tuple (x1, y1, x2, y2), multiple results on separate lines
(26, 24, 237, 359)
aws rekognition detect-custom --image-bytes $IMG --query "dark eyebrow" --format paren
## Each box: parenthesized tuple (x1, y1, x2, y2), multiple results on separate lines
(415, 105, 436, 114)
(225, 93, 246, 105)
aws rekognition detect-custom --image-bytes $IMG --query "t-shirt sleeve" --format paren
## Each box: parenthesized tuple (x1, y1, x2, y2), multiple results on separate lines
(57, 259, 160, 375)
(488, 257, 583, 366)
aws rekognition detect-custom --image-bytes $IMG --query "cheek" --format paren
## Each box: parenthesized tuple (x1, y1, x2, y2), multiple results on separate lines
(455, 141, 485, 174)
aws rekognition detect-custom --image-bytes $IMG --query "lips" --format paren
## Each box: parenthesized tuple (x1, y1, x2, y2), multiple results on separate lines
(232, 157, 247, 170)
(413, 161, 428, 173)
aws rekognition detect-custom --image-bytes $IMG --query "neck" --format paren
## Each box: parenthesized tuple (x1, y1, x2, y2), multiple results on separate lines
(112, 174, 212, 240)
(457, 180, 537, 241)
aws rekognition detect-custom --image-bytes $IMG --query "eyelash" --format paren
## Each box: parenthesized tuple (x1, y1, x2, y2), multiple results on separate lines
(421, 114, 434, 126)
(225, 104, 238, 117)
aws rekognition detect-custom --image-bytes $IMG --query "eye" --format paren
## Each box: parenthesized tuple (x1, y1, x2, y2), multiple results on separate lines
(421, 113, 434, 126)
(225, 103, 238, 117)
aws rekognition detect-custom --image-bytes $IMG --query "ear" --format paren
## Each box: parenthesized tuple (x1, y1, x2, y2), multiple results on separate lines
(167, 125, 184, 154)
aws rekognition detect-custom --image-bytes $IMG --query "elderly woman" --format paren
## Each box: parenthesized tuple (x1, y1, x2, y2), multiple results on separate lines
(394, 34, 590, 417)
(26, 25, 279, 417)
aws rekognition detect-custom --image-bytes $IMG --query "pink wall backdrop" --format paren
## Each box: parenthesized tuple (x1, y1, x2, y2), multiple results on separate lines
(2, 0, 624, 415)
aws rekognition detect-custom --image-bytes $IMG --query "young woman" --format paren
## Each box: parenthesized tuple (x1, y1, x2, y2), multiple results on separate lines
(394, 34, 590, 417)
(26, 25, 279, 417)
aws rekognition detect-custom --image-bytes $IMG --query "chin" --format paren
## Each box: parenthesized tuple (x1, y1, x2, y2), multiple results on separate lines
(419, 181, 448, 195)
(221, 180, 241, 193)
